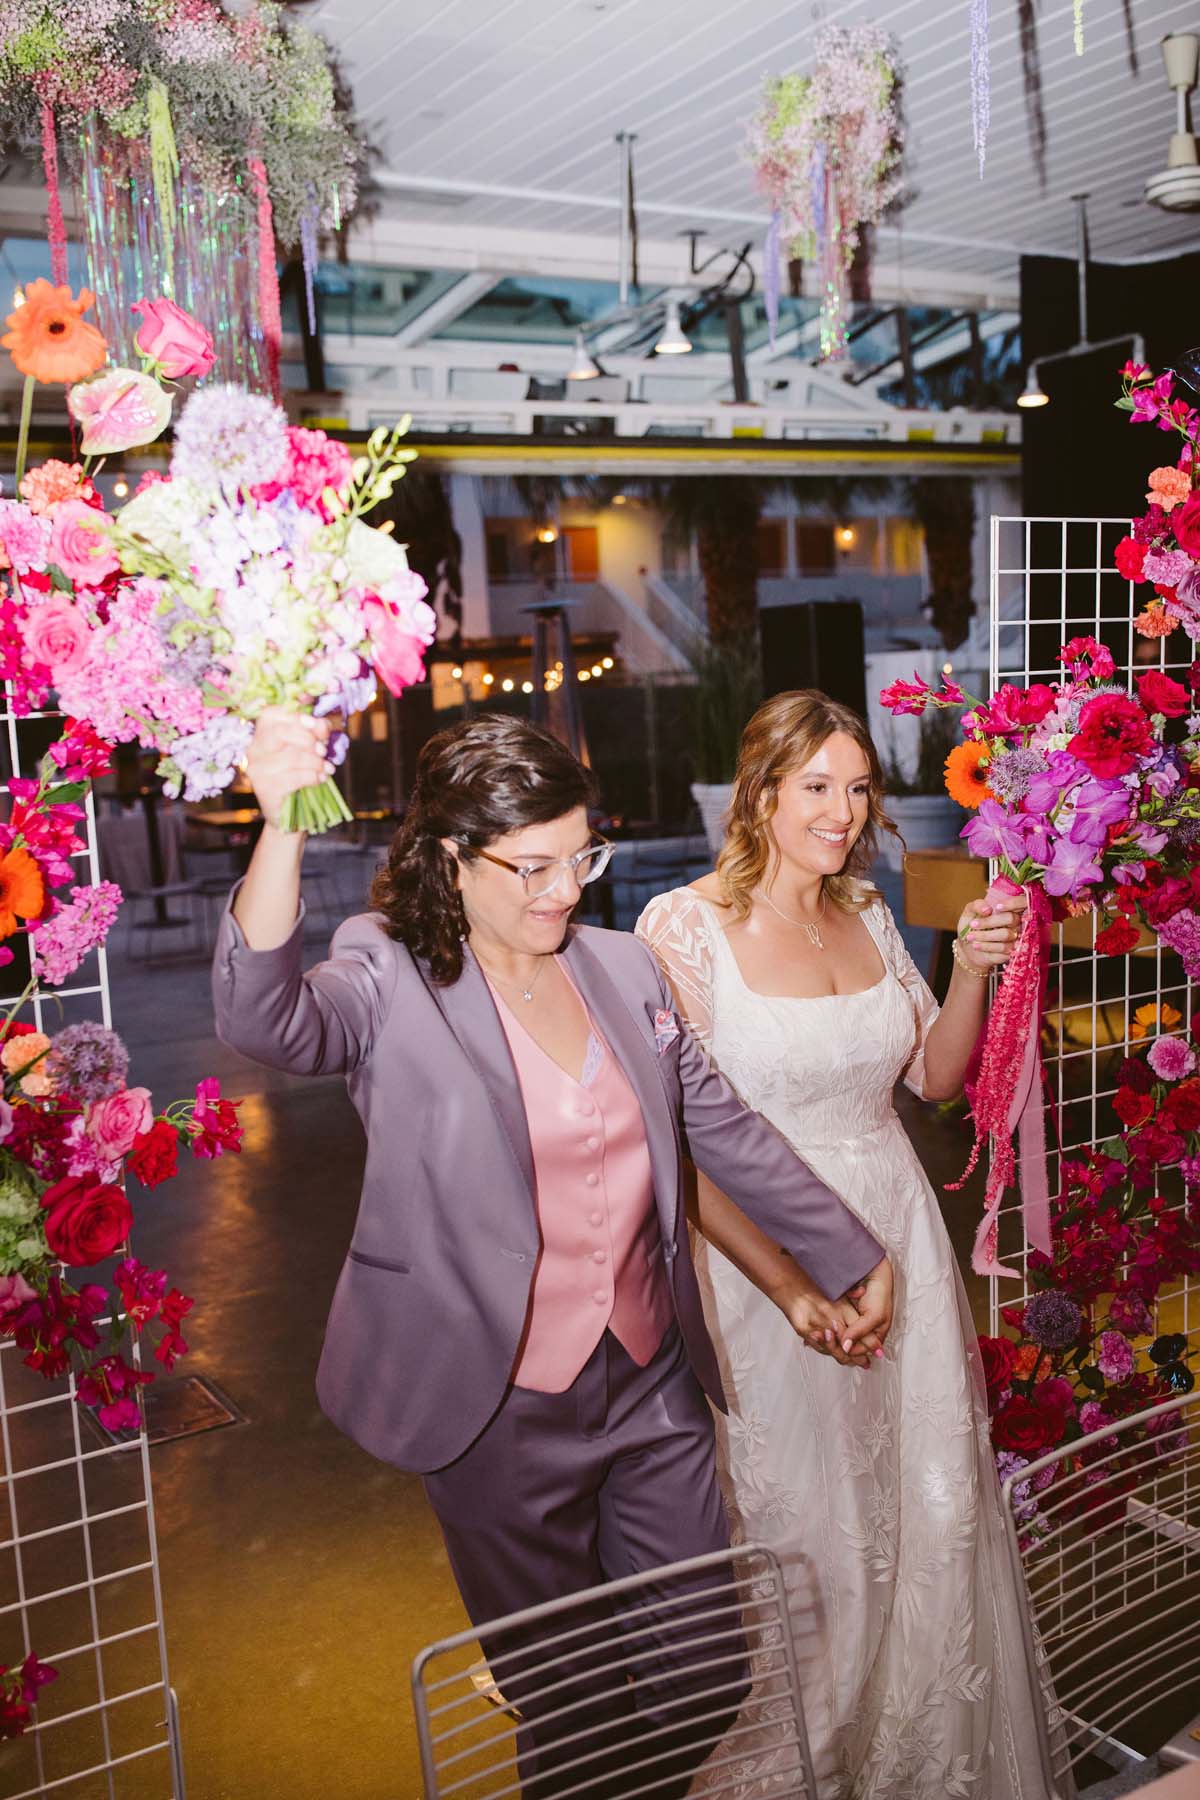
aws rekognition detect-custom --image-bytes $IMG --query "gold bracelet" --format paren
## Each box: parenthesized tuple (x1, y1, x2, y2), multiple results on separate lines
(951, 935, 990, 980)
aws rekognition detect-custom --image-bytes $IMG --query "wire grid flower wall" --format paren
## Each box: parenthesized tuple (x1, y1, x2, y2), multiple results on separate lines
(987, 515, 1195, 1358)
(0, 697, 181, 1799)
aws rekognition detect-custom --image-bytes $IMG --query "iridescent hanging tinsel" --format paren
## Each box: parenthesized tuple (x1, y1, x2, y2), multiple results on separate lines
(763, 209, 781, 350)
(1073, 0, 1084, 55)
(970, 0, 990, 178)
(299, 188, 320, 335)
(249, 155, 283, 402)
(146, 79, 179, 293)
(75, 122, 270, 391)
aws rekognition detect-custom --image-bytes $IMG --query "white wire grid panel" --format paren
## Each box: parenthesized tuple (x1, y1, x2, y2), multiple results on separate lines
(0, 699, 183, 1800)
(987, 516, 1195, 1342)
(411, 1544, 817, 1800)
(988, 518, 1200, 1773)
(1000, 1392, 1200, 1795)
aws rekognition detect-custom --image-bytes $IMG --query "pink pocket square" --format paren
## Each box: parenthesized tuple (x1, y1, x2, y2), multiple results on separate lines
(653, 1009, 680, 1054)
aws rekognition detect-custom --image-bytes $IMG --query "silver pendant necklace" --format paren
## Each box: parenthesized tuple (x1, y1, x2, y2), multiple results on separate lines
(479, 953, 548, 1003)
(757, 886, 828, 950)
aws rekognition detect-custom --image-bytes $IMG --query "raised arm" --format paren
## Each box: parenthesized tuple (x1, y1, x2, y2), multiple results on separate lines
(212, 709, 397, 1078)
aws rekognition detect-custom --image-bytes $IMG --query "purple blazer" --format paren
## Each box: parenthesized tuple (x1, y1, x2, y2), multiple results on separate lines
(212, 902, 883, 1474)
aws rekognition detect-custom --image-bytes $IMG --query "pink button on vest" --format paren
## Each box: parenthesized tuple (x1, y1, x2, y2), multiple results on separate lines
(491, 987, 673, 1394)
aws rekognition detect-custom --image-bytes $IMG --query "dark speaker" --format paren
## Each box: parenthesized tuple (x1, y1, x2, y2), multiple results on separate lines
(759, 601, 867, 717)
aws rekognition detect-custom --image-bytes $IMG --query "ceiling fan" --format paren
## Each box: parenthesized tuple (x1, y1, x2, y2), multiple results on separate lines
(1145, 32, 1200, 211)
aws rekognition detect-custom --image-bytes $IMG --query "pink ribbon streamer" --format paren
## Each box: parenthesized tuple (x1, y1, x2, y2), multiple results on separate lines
(946, 880, 1055, 1277)
(248, 156, 282, 402)
(41, 104, 68, 288)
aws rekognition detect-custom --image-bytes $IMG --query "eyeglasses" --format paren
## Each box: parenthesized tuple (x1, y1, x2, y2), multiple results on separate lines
(470, 837, 614, 899)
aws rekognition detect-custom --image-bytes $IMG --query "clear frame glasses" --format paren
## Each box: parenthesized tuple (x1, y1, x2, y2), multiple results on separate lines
(472, 837, 614, 899)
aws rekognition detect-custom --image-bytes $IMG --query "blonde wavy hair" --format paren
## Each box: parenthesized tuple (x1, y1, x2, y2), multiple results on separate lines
(715, 689, 897, 920)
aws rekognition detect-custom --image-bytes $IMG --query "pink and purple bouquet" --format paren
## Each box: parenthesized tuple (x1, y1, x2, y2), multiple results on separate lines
(1113, 362, 1200, 642)
(76, 398, 435, 833)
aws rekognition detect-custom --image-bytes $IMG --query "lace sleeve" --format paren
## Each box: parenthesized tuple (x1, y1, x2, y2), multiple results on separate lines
(869, 899, 941, 1099)
(634, 888, 716, 1052)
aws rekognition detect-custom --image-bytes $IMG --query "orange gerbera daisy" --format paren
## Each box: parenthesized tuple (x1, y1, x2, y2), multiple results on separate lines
(1, 280, 107, 385)
(944, 740, 994, 809)
(0, 845, 44, 938)
(1130, 1001, 1183, 1041)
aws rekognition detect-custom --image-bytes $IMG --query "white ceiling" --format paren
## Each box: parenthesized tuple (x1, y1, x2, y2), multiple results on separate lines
(306, 0, 1200, 304)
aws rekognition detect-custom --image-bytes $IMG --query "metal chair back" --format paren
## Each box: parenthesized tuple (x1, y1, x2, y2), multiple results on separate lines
(1000, 1391, 1200, 1794)
(411, 1543, 817, 1798)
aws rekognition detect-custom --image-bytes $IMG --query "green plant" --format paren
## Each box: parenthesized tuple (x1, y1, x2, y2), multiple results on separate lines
(882, 704, 958, 796)
(688, 642, 762, 784)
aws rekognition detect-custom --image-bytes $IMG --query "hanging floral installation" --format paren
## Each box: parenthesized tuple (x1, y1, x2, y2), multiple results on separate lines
(747, 23, 904, 362)
(0, 1, 363, 395)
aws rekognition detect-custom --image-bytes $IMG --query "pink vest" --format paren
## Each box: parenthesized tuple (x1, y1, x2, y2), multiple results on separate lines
(490, 978, 673, 1394)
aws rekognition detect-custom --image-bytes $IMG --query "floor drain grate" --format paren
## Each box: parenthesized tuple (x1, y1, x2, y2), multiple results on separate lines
(85, 1374, 246, 1447)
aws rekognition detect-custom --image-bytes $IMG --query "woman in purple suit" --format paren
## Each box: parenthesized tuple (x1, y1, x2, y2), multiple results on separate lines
(213, 706, 894, 1797)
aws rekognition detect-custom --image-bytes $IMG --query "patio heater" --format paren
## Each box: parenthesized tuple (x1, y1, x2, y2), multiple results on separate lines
(522, 597, 590, 767)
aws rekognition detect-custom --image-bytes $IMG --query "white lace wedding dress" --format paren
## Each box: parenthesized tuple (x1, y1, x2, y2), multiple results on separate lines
(636, 888, 1057, 1800)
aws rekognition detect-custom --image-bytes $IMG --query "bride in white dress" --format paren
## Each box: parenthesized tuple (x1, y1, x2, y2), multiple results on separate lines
(636, 690, 1056, 1800)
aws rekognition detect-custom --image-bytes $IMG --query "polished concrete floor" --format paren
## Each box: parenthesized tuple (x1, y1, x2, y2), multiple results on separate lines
(24, 862, 1008, 1799)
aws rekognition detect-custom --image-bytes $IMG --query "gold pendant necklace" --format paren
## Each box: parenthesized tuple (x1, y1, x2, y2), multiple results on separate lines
(757, 886, 828, 950)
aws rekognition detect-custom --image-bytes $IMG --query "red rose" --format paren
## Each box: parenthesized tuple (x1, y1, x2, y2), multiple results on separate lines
(1096, 916, 1140, 956)
(992, 1394, 1065, 1456)
(1069, 695, 1153, 778)
(1116, 1056, 1154, 1094)
(40, 1176, 132, 1266)
(127, 1119, 179, 1189)
(1113, 1086, 1154, 1129)
(1136, 669, 1191, 718)
(1164, 1078, 1200, 1132)
(978, 1334, 1019, 1399)
(1172, 494, 1200, 556)
(1114, 536, 1147, 582)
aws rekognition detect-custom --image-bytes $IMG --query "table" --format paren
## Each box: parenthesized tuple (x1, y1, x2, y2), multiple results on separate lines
(185, 807, 264, 875)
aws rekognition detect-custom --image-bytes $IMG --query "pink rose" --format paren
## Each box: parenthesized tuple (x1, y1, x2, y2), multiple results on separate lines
(0, 1271, 36, 1312)
(21, 597, 93, 681)
(361, 584, 436, 695)
(86, 1087, 154, 1161)
(132, 297, 215, 379)
(48, 500, 119, 585)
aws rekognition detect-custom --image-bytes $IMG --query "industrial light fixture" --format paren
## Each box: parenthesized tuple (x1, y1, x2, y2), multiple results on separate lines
(1017, 370, 1050, 409)
(567, 330, 600, 380)
(1145, 33, 1200, 211)
(654, 299, 693, 356)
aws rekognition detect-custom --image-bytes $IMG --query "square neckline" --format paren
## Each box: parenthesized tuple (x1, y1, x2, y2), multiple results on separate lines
(694, 893, 891, 1004)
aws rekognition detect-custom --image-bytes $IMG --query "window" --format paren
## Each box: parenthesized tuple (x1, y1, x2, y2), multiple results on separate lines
(755, 521, 786, 577)
(562, 526, 599, 582)
(795, 521, 835, 575)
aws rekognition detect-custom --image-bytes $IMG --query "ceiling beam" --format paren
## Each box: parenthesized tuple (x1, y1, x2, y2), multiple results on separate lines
(391, 270, 500, 346)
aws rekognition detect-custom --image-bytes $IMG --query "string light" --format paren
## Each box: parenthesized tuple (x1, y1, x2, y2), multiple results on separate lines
(521, 681, 533, 694)
(501, 678, 515, 692)
(112, 477, 129, 498)
(11, 286, 24, 309)
(601, 656, 614, 669)
(578, 670, 591, 682)
(482, 672, 494, 687)
(591, 664, 603, 677)
(451, 665, 463, 680)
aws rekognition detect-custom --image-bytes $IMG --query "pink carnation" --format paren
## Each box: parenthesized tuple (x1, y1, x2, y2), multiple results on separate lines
(1147, 1035, 1197, 1082)
(265, 427, 354, 520)
(0, 500, 51, 574)
(1142, 548, 1194, 588)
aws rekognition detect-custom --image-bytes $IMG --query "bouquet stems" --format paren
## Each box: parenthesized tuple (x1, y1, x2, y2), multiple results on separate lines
(13, 375, 34, 490)
(278, 776, 353, 837)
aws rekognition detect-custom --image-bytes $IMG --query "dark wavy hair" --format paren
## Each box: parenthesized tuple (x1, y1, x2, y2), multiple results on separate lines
(369, 714, 598, 984)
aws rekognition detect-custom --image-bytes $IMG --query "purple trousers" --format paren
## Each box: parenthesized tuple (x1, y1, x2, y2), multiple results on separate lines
(423, 1325, 749, 1798)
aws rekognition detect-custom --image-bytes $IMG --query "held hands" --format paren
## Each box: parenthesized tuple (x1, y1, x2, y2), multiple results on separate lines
(954, 887, 1028, 977)
(245, 707, 332, 833)
(780, 1255, 892, 1370)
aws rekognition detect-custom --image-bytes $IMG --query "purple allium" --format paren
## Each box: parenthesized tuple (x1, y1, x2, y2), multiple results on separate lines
(1097, 1331, 1135, 1383)
(43, 1021, 130, 1106)
(172, 385, 290, 495)
(987, 747, 1048, 806)
(1147, 1035, 1197, 1082)
(1022, 1290, 1084, 1350)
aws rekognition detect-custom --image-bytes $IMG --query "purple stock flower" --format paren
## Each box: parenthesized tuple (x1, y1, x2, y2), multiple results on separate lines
(1155, 907, 1200, 979)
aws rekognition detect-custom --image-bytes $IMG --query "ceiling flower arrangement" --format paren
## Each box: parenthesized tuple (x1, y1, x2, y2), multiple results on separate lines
(0, 0, 359, 249)
(747, 23, 904, 361)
